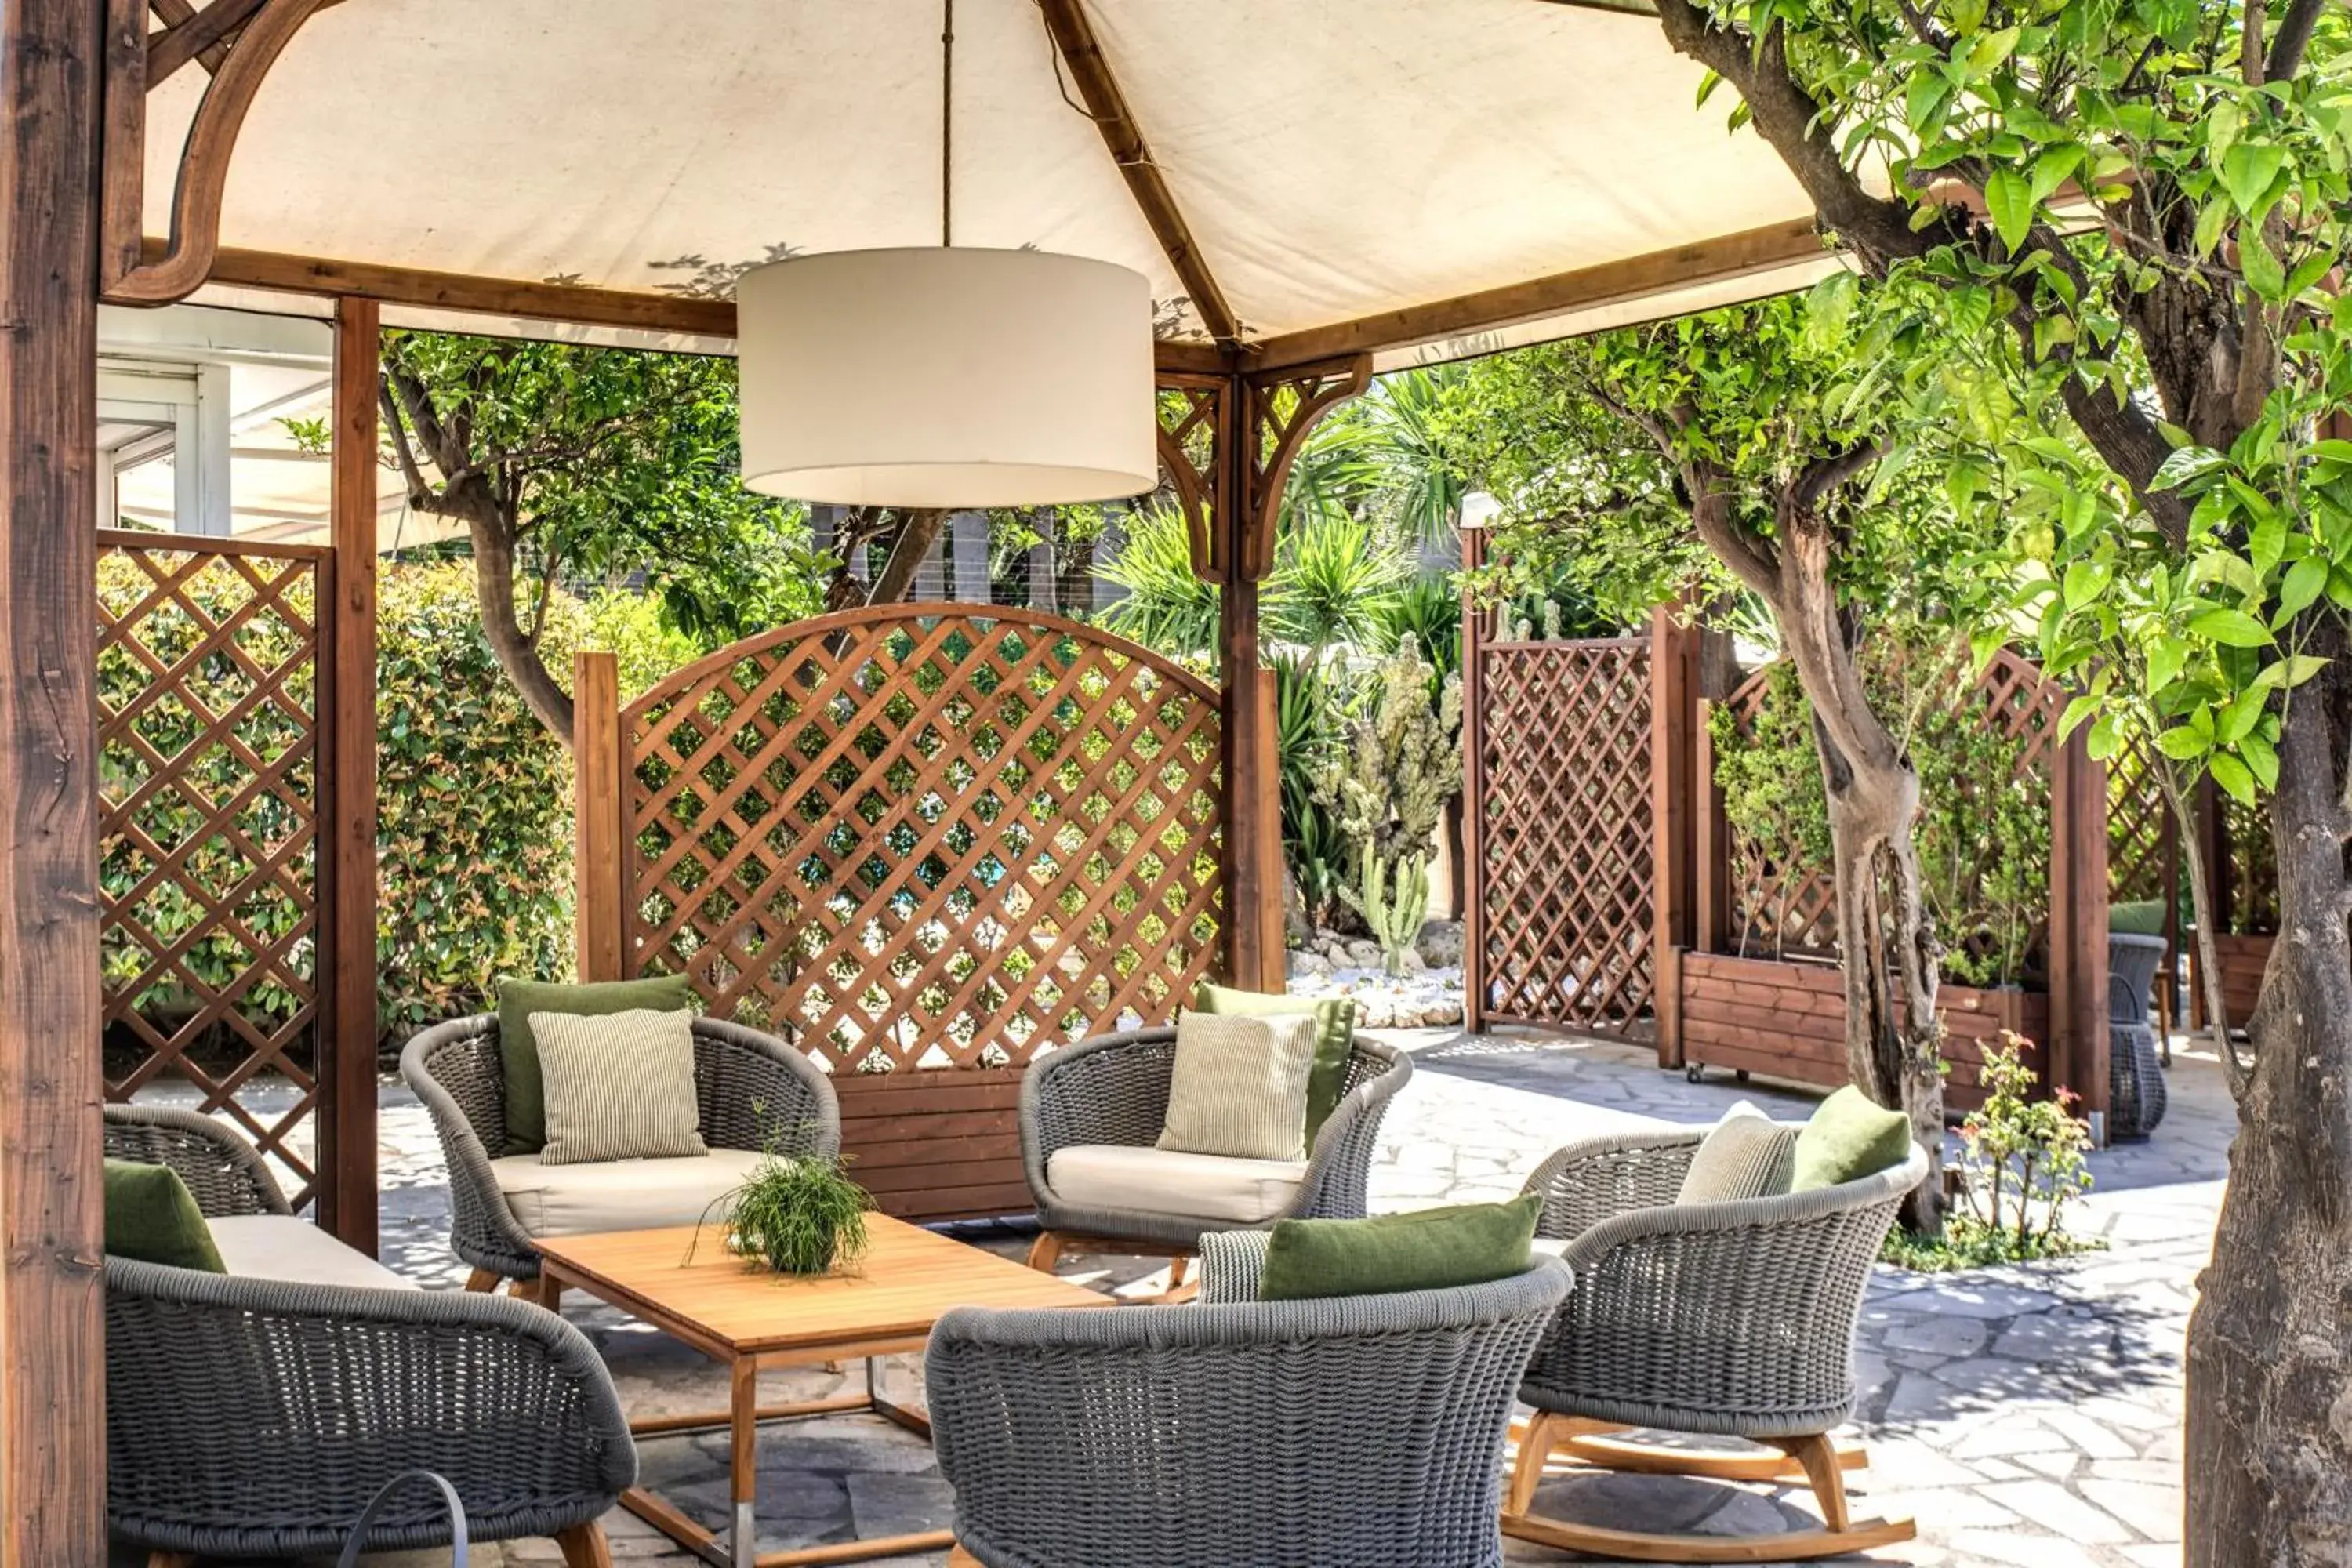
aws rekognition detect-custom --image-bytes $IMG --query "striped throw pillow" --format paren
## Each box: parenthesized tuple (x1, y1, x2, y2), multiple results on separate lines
(1156, 1012, 1319, 1162)
(532, 1007, 709, 1166)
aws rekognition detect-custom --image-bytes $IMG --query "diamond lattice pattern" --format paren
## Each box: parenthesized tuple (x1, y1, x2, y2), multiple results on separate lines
(98, 543, 322, 1204)
(1477, 640, 1656, 1033)
(627, 609, 1225, 1073)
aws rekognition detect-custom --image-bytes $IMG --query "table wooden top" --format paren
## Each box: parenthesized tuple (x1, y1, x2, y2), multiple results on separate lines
(534, 1216, 1111, 1357)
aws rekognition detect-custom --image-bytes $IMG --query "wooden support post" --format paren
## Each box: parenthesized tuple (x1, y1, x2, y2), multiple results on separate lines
(1458, 528, 1489, 1033)
(0, 0, 110, 1555)
(1649, 608, 1697, 1067)
(318, 296, 381, 1251)
(1693, 702, 1730, 960)
(575, 652, 626, 982)
(2049, 725, 2111, 1121)
(1218, 572, 1283, 991)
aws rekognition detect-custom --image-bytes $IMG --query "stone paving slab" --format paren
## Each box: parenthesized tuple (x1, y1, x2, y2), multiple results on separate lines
(128, 1025, 2223, 1567)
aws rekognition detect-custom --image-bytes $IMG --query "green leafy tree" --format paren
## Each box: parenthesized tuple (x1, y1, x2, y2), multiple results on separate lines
(1645, 0, 2350, 1544)
(379, 332, 829, 745)
(1448, 282, 2013, 1230)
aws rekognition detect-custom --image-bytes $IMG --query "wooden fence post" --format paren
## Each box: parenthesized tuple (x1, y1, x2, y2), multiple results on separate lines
(574, 651, 626, 982)
(1649, 608, 1698, 1066)
(320, 296, 380, 1252)
(1459, 528, 1489, 1033)
(2049, 724, 2111, 1121)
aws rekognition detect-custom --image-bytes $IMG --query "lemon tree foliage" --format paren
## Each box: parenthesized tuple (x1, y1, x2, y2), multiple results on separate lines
(1443, 282, 2018, 1232)
(1641, 0, 2350, 1551)
(379, 331, 828, 746)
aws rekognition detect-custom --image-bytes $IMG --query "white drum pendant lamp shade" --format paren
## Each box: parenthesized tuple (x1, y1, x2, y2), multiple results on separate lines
(737, 247, 1158, 509)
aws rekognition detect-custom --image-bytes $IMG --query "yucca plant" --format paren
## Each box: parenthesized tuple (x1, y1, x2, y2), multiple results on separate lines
(1096, 501, 1221, 659)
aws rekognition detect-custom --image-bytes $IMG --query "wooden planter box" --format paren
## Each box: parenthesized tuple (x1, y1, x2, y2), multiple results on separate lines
(2188, 931, 2269, 1033)
(1677, 950, 2049, 1113)
(834, 1065, 1030, 1223)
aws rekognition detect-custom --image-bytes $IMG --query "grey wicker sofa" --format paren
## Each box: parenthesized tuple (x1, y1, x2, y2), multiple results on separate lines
(928, 1250, 1571, 1568)
(103, 1105, 634, 1568)
(1503, 1124, 1930, 1563)
(1018, 1024, 1411, 1278)
(402, 1011, 839, 1290)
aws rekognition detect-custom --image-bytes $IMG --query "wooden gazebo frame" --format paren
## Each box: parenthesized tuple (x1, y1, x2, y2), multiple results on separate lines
(0, 0, 1844, 1552)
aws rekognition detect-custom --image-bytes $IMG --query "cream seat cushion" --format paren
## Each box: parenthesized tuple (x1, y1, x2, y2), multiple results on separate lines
(208, 1214, 419, 1291)
(1048, 1144, 1308, 1225)
(491, 1148, 768, 1237)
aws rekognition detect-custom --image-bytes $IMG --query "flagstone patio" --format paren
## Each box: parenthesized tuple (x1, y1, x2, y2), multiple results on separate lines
(196, 1024, 2220, 1566)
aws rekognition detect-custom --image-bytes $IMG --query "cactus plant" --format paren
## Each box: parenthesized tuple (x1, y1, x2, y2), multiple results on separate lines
(1345, 850, 1430, 975)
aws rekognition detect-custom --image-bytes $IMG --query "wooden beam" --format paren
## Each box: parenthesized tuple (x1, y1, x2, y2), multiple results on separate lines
(0, 0, 109, 1556)
(176, 244, 1236, 375)
(1248, 218, 1828, 370)
(1036, 0, 1242, 346)
(318, 296, 379, 1254)
(148, 0, 271, 85)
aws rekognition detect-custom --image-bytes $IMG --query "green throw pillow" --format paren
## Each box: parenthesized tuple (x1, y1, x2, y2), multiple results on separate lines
(1790, 1086, 1915, 1191)
(1258, 1193, 1541, 1302)
(496, 974, 697, 1154)
(2109, 899, 2167, 936)
(1192, 981, 1356, 1142)
(103, 1159, 225, 1273)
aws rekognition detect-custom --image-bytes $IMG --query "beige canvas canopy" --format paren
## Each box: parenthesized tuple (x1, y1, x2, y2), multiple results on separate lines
(149, 0, 1835, 363)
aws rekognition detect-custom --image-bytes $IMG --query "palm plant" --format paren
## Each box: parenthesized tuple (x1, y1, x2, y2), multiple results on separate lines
(1096, 501, 1220, 659)
(1266, 510, 1412, 663)
(1352, 367, 1468, 543)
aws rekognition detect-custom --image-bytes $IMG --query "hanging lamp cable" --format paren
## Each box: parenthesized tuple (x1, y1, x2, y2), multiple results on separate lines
(941, 0, 955, 247)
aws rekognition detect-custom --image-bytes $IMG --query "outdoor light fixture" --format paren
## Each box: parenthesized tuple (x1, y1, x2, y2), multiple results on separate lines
(735, 1, 1156, 508)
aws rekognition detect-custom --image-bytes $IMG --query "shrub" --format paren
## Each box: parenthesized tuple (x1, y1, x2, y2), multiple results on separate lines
(1882, 1033, 2098, 1272)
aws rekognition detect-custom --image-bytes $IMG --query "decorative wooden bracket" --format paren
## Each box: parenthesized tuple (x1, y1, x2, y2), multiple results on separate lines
(102, 0, 332, 304)
(1156, 372, 1234, 585)
(1236, 354, 1372, 582)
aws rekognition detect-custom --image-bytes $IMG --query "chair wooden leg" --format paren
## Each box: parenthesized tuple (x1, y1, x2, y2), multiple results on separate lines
(463, 1267, 503, 1293)
(554, 1521, 615, 1568)
(1505, 1409, 1573, 1519)
(1165, 1254, 1189, 1290)
(947, 1546, 985, 1568)
(1774, 1432, 1851, 1533)
(1025, 1230, 1066, 1272)
(508, 1274, 561, 1311)
(146, 1552, 197, 1568)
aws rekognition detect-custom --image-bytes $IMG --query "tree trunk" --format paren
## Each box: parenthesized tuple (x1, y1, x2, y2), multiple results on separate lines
(2185, 634, 2352, 1563)
(1773, 510, 1947, 1234)
(461, 495, 575, 747)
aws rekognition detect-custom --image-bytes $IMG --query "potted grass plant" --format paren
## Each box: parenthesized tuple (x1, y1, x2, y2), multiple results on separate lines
(697, 1118, 872, 1276)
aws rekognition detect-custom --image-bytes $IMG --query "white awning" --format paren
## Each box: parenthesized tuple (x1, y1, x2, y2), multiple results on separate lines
(146, 0, 1821, 362)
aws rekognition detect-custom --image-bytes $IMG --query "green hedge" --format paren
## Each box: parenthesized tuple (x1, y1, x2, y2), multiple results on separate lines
(377, 565, 694, 1042)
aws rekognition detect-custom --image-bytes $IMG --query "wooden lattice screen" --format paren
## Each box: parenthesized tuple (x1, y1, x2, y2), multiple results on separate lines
(96, 531, 337, 1208)
(590, 603, 1225, 1220)
(1464, 633, 1657, 1034)
(1713, 648, 2065, 981)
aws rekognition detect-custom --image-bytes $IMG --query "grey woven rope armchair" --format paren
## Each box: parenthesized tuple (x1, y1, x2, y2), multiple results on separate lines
(928, 1257, 1572, 1568)
(1503, 1126, 1931, 1564)
(402, 1011, 839, 1296)
(103, 1105, 635, 1568)
(1018, 1025, 1410, 1289)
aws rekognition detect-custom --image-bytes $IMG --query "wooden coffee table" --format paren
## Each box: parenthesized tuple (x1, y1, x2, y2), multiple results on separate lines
(535, 1216, 1109, 1568)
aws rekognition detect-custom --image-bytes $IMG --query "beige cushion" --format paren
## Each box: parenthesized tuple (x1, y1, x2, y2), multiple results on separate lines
(1048, 1144, 1307, 1224)
(491, 1147, 769, 1237)
(1676, 1102, 1798, 1205)
(1156, 1011, 1318, 1161)
(208, 1214, 419, 1291)
(532, 1007, 708, 1165)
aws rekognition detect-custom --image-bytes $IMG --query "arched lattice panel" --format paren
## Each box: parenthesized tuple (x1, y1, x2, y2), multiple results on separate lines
(625, 605, 1225, 1080)
(1470, 636, 1657, 1034)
